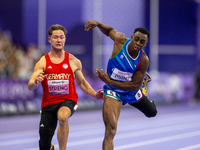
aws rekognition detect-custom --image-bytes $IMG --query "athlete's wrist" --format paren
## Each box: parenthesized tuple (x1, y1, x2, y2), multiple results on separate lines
(33, 81, 38, 87)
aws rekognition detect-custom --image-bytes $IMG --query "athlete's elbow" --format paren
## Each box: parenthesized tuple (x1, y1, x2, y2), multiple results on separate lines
(130, 86, 139, 92)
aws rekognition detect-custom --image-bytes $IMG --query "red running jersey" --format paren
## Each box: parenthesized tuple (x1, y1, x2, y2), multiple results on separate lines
(41, 52, 78, 108)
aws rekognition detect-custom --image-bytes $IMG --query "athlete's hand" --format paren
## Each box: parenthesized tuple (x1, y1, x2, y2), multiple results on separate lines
(95, 89, 104, 100)
(96, 69, 111, 85)
(84, 20, 99, 31)
(34, 72, 47, 86)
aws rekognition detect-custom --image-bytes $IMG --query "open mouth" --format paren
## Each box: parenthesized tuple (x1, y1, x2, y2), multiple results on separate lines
(134, 47, 140, 50)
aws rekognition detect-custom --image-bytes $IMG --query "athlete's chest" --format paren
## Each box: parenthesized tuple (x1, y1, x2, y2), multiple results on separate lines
(45, 62, 71, 74)
(45, 65, 71, 95)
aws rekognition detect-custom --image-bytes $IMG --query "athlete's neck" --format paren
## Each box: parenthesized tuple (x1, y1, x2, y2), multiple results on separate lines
(50, 49, 64, 57)
(49, 50, 65, 64)
(128, 49, 139, 59)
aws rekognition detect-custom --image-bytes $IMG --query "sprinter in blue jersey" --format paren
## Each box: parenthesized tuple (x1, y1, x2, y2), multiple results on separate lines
(85, 20, 157, 150)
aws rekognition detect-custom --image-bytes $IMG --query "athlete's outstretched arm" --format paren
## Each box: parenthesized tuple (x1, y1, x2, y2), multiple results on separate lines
(74, 58, 103, 100)
(84, 20, 118, 41)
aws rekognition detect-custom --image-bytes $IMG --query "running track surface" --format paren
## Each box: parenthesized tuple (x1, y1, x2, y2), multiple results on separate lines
(0, 102, 200, 150)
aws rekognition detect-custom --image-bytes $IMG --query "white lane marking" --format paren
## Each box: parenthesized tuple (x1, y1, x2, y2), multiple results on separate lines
(1, 121, 200, 147)
(114, 130, 200, 150)
(176, 144, 200, 150)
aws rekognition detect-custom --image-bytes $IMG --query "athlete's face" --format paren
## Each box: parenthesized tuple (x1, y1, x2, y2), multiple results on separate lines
(129, 31, 148, 52)
(48, 30, 66, 51)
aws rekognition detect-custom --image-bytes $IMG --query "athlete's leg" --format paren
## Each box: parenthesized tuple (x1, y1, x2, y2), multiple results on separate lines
(102, 96, 121, 150)
(129, 95, 157, 118)
(57, 106, 71, 150)
(39, 107, 57, 150)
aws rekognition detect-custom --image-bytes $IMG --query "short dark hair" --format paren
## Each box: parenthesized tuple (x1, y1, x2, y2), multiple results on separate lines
(134, 27, 150, 39)
(48, 24, 67, 37)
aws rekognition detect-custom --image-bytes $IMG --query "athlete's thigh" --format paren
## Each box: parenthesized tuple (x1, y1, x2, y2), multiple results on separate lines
(57, 100, 75, 120)
(57, 107, 71, 121)
(103, 96, 122, 127)
(40, 106, 57, 133)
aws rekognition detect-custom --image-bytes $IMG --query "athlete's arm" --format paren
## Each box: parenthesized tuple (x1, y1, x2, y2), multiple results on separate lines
(28, 56, 46, 90)
(96, 55, 149, 92)
(85, 20, 115, 39)
(85, 20, 127, 42)
(85, 20, 127, 59)
(74, 57, 103, 100)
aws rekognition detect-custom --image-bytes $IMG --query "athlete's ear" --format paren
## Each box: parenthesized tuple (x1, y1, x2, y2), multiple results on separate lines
(48, 37, 51, 43)
(131, 35, 133, 39)
(144, 41, 148, 46)
(131, 34, 135, 40)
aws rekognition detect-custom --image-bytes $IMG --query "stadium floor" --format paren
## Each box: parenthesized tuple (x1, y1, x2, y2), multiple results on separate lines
(0, 101, 200, 150)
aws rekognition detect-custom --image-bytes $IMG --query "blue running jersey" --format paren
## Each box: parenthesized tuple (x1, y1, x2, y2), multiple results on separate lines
(104, 38, 144, 104)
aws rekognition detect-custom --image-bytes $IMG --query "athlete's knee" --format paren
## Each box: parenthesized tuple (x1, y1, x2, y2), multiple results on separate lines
(58, 116, 69, 127)
(105, 128, 117, 139)
(104, 124, 117, 139)
(57, 107, 71, 127)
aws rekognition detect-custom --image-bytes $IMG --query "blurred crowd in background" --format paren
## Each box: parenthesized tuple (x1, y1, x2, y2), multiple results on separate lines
(0, 29, 44, 80)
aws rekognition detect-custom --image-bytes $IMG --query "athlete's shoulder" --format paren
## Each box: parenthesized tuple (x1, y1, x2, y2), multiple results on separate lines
(34, 55, 46, 71)
(116, 32, 127, 39)
(141, 50, 148, 60)
(69, 53, 82, 68)
(40, 55, 46, 61)
(115, 32, 128, 44)
(35, 55, 46, 65)
(69, 53, 79, 62)
(139, 51, 149, 71)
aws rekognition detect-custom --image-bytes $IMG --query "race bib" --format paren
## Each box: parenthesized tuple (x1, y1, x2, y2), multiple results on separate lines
(48, 80, 69, 95)
(135, 90, 142, 100)
(111, 68, 133, 81)
(107, 90, 117, 97)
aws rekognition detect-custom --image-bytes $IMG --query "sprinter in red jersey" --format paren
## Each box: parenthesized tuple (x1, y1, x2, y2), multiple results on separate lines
(28, 24, 103, 150)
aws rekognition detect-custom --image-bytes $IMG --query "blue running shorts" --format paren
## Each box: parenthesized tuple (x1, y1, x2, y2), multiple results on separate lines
(103, 84, 143, 105)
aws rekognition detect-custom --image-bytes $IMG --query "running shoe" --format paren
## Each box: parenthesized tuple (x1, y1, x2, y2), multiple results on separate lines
(50, 144, 55, 150)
